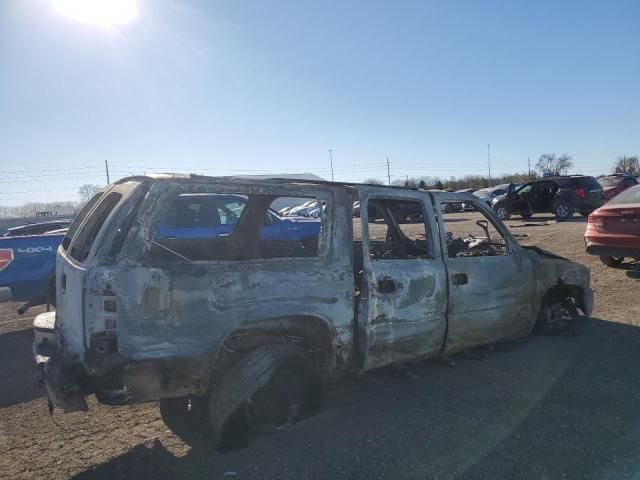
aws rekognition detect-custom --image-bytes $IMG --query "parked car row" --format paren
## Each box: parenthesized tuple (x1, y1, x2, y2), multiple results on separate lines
(279, 200, 323, 218)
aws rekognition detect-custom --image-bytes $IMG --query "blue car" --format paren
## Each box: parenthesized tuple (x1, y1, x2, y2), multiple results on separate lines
(156, 193, 321, 242)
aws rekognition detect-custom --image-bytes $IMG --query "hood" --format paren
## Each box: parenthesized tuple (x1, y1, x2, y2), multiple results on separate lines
(522, 245, 569, 261)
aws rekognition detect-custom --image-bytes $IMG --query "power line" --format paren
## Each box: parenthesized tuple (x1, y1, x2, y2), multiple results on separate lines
(487, 144, 492, 186)
(0, 165, 108, 175)
(328, 149, 334, 182)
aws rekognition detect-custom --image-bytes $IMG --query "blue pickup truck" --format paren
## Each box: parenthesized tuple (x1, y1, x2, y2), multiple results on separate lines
(1, 194, 320, 313)
(0, 232, 64, 312)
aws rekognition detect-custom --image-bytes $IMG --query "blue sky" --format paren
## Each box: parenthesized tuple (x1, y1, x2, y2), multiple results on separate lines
(1, 0, 638, 205)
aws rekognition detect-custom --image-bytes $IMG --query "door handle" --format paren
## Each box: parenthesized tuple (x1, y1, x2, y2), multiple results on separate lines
(451, 273, 468, 285)
(377, 276, 399, 294)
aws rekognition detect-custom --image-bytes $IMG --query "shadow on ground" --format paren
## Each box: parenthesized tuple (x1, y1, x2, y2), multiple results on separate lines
(0, 327, 44, 407)
(73, 317, 640, 480)
(508, 215, 587, 224)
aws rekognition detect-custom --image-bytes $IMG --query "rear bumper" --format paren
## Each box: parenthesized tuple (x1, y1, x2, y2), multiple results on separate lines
(0, 286, 13, 302)
(585, 228, 640, 258)
(0, 280, 47, 304)
(33, 312, 89, 413)
(585, 244, 640, 258)
(33, 312, 207, 412)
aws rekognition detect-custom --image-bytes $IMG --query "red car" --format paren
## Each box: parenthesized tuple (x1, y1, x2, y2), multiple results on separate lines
(585, 184, 640, 266)
(597, 175, 638, 201)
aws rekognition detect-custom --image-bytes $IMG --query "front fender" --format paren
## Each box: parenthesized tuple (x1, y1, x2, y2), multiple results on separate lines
(524, 247, 593, 315)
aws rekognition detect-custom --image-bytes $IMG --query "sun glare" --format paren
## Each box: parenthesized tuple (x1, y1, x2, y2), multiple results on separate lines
(52, 0, 139, 27)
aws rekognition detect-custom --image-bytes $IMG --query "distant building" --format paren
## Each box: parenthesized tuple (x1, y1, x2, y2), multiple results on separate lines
(36, 204, 76, 217)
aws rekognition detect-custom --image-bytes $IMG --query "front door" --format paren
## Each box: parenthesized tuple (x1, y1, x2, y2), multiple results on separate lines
(356, 187, 448, 370)
(434, 194, 536, 351)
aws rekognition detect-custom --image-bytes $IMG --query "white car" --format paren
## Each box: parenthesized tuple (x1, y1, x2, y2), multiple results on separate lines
(462, 184, 510, 210)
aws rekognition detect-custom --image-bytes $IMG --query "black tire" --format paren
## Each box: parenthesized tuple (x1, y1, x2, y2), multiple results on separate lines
(493, 202, 511, 220)
(580, 212, 590, 217)
(599, 256, 624, 267)
(520, 212, 533, 219)
(301, 237, 319, 254)
(210, 344, 322, 452)
(159, 395, 208, 444)
(552, 200, 574, 221)
(444, 203, 454, 214)
(535, 297, 580, 335)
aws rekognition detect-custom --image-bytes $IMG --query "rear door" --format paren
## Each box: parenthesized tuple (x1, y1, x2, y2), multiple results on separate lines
(56, 182, 141, 356)
(434, 193, 536, 351)
(356, 187, 448, 370)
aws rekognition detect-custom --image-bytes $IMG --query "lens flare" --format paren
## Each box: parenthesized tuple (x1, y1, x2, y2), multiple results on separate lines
(52, 0, 139, 27)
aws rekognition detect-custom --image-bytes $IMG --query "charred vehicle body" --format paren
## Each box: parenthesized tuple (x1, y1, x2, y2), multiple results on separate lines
(35, 175, 593, 449)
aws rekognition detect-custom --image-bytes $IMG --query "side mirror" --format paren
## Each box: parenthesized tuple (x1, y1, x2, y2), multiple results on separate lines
(507, 184, 516, 198)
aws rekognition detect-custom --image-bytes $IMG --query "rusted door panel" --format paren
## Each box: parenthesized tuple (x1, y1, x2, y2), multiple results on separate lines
(106, 262, 353, 362)
(105, 184, 355, 369)
(430, 192, 536, 351)
(357, 187, 447, 371)
(443, 255, 534, 351)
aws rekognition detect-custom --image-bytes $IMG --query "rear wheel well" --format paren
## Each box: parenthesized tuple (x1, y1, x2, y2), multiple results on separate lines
(210, 316, 335, 386)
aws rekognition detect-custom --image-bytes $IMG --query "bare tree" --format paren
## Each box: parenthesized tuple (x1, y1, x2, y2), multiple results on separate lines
(535, 154, 573, 176)
(613, 155, 639, 175)
(363, 178, 384, 185)
(78, 184, 101, 203)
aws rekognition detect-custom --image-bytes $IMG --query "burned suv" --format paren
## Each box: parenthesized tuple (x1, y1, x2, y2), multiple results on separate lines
(35, 175, 593, 450)
(492, 176, 605, 221)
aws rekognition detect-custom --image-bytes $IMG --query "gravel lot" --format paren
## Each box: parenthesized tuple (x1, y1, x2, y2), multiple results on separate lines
(1, 213, 639, 479)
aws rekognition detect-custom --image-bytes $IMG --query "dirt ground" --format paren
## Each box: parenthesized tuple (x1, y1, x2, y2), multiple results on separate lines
(1, 213, 639, 479)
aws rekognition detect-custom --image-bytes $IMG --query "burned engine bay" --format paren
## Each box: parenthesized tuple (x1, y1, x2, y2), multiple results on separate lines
(446, 219, 507, 258)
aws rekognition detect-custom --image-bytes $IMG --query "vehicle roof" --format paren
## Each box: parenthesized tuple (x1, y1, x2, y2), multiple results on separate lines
(534, 175, 594, 182)
(5, 219, 70, 232)
(114, 173, 418, 191)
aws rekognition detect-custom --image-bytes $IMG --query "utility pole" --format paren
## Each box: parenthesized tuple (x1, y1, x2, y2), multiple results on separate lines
(328, 149, 334, 182)
(105, 159, 110, 184)
(528, 157, 531, 177)
(487, 144, 491, 186)
(386, 157, 391, 186)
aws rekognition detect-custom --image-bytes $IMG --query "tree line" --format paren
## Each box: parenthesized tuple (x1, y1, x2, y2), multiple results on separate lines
(365, 153, 638, 191)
